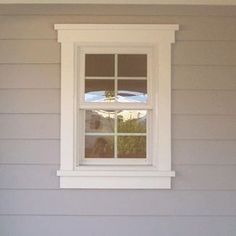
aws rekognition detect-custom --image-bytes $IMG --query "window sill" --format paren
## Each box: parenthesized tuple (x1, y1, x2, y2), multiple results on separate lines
(57, 170, 175, 189)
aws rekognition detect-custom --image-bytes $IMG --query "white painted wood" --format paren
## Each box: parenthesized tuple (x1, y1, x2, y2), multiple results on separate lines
(156, 43, 172, 171)
(57, 170, 175, 176)
(59, 176, 172, 189)
(55, 24, 179, 30)
(79, 103, 152, 110)
(56, 24, 178, 43)
(56, 24, 178, 188)
(60, 42, 75, 170)
(80, 159, 149, 166)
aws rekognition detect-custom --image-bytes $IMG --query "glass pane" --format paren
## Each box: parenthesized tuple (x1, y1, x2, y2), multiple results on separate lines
(117, 80, 147, 103)
(118, 54, 147, 77)
(85, 54, 115, 77)
(117, 136, 146, 158)
(85, 135, 114, 158)
(85, 110, 115, 133)
(117, 110, 146, 133)
(85, 79, 115, 102)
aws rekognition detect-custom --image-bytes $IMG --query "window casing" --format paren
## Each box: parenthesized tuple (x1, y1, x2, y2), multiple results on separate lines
(55, 24, 179, 189)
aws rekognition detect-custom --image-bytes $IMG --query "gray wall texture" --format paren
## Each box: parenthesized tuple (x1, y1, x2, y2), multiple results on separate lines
(0, 4, 236, 236)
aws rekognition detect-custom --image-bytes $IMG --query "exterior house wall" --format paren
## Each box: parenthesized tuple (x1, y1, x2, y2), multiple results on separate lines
(0, 4, 236, 235)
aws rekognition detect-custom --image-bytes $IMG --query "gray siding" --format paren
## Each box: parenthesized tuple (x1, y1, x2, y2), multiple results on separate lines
(0, 4, 236, 236)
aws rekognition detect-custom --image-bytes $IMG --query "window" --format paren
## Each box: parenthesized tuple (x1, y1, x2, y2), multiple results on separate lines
(79, 48, 151, 167)
(55, 24, 179, 189)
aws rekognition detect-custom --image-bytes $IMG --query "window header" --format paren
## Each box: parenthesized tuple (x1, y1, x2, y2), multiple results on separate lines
(54, 24, 179, 31)
(55, 24, 179, 44)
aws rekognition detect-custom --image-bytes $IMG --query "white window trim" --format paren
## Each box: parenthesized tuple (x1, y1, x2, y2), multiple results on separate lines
(55, 24, 179, 189)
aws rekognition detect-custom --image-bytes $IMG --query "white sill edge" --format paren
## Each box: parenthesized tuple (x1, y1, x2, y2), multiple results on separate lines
(58, 175, 173, 189)
(57, 170, 175, 177)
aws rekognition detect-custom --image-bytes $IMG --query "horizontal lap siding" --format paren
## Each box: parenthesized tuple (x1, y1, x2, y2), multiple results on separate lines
(0, 5, 236, 16)
(0, 5, 236, 236)
(1, 15, 236, 41)
(0, 90, 60, 113)
(0, 114, 59, 139)
(1, 190, 236, 215)
(1, 140, 236, 165)
(173, 140, 236, 165)
(173, 66, 236, 90)
(1, 89, 236, 114)
(0, 140, 60, 164)
(173, 91, 236, 114)
(1, 164, 236, 190)
(1, 65, 236, 90)
(173, 115, 236, 139)
(1, 41, 236, 65)
(0, 40, 60, 63)
(0, 65, 60, 88)
(1, 114, 236, 139)
(1, 216, 236, 236)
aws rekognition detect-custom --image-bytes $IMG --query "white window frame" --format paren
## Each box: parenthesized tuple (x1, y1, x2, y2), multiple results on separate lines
(78, 46, 152, 167)
(55, 24, 179, 189)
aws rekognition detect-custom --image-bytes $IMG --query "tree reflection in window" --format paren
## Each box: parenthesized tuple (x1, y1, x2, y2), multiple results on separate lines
(85, 136, 114, 158)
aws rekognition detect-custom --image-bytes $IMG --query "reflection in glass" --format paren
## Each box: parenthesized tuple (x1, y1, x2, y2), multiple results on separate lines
(117, 110, 146, 133)
(117, 80, 147, 103)
(85, 79, 115, 102)
(85, 54, 115, 77)
(85, 110, 115, 133)
(85, 136, 114, 158)
(118, 54, 147, 77)
(117, 136, 146, 158)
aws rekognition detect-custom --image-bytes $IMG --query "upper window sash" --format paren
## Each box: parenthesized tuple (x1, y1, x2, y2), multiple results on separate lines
(77, 46, 153, 109)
